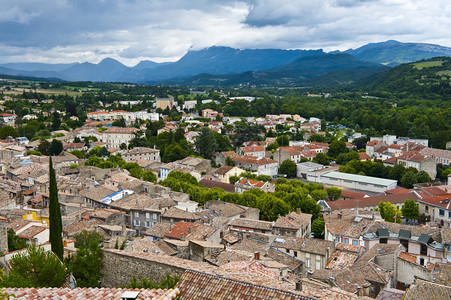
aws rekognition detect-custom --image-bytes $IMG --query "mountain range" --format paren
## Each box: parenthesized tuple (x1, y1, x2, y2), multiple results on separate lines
(0, 40, 450, 86)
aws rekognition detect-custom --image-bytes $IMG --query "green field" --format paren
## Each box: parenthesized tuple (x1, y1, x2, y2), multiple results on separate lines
(413, 60, 444, 69)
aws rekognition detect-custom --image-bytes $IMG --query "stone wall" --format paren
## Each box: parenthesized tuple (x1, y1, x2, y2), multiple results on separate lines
(102, 249, 186, 287)
(0, 219, 8, 253)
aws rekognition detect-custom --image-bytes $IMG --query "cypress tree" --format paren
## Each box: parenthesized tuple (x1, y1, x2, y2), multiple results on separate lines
(49, 156, 64, 260)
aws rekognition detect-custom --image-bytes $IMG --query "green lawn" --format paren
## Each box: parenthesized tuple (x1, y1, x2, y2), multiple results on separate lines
(413, 60, 444, 69)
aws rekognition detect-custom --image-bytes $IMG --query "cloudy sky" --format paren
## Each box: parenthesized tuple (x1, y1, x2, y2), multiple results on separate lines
(1, 0, 450, 66)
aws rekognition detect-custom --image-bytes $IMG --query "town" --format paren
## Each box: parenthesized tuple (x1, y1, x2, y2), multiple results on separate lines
(0, 80, 449, 299)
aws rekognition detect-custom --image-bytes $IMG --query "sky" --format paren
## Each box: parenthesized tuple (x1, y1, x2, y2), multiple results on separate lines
(0, 0, 450, 66)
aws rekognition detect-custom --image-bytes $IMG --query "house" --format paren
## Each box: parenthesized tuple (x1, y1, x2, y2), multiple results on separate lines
(229, 218, 273, 234)
(101, 127, 140, 149)
(273, 211, 312, 238)
(232, 155, 278, 178)
(202, 109, 219, 120)
(384, 152, 437, 179)
(161, 207, 201, 224)
(212, 165, 246, 184)
(199, 178, 236, 193)
(155, 97, 175, 110)
(235, 178, 275, 194)
(275, 146, 305, 164)
(416, 194, 451, 228)
(120, 147, 161, 162)
(214, 151, 237, 166)
(239, 145, 265, 158)
(0, 113, 17, 126)
(420, 148, 451, 166)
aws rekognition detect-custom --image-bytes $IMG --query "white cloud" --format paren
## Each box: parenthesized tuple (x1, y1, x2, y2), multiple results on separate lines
(0, 0, 449, 64)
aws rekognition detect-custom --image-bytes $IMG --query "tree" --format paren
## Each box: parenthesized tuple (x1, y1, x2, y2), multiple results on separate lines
(278, 159, 297, 178)
(401, 199, 420, 221)
(51, 111, 61, 131)
(120, 143, 128, 150)
(225, 156, 235, 166)
(327, 140, 348, 160)
(195, 127, 217, 159)
(143, 170, 157, 182)
(112, 118, 126, 127)
(312, 153, 330, 165)
(37, 139, 51, 156)
(308, 134, 326, 143)
(389, 164, 406, 182)
(416, 171, 431, 183)
(326, 187, 342, 201)
(0, 125, 18, 139)
(378, 202, 402, 223)
(400, 170, 418, 188)
(1, 246, 68, 288)
(7, 228, 27, 252)
(229, 175, 240, 184)
(69, 231, 103, 287)
(49, 139, 63, 156)
(311, 217, 325, 238)
(49, 156, 63, 260)
(276, 135, 289, 147)
(98, 146, 110, 157)
(310, 189, 328, 201)
(73, 230, 103, 249)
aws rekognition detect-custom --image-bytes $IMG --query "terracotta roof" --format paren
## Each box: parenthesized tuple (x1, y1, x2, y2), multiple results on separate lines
(404, 279, 451, 300)
(199, 178, 236, 193)
(273, 212, 311, 230)
(220, 261, 278, 279)
(164, 221, 199, 240)
(232, 155, 277, 165)
(161, 207, 200, 221)
(398, 252, 417, 264)
(175, 270, 313, 300)
(375, 288, 405, 300)
(229, 218, 273, 231)
(241, 145, 265, 153)
(325, 250, 359, 270)
(300, 238, 334, 256)
(432, 263, 451, 287)
(359, 152, 371, 160)
(18, 225, 47, 239)
(326, 192, 421, 211)
(272, 237, 305, 250)
(3, 287, 179, 299)
(143, 223, 172, 238)
(213, 165, 234, 175)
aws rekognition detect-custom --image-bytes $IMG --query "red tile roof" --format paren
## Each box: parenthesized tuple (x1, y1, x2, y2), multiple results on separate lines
(3, 287, 179, 299)
(199, 178, 235, 193)
(164, 221, 199, 240)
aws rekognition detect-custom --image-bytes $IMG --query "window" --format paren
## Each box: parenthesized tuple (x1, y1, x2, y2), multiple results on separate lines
(344, 238, 349, 244)
(146, 212, 150, 219)
(135, 212, 139, 218)
(440, 209, 445, 217)
(425, 205, 428, 212)
(352, 240, 358, 246)
(420, 244, 427, 256)
(316, 261, 321, 270)
(400, 239, 409, 251)
(145, 221, 151, 227)
(294, 251, 298, 257)
(134, 219, 140, 226)
(379, 238, 387, 244)
(286, 248, 290, 253)
(336, 237, 340, 243)
(449, 211, 451, 219)
(306, 259, 310, 268)
(316, 255, 320, 261)
(153, 213, 157, 220)
(306, 253, 310, 258)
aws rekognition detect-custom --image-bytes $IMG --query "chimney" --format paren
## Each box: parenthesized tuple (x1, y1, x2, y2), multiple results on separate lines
(295, 280, 302, 291)
(297, 208, 301, 214)
(254, 252, 260, 260)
